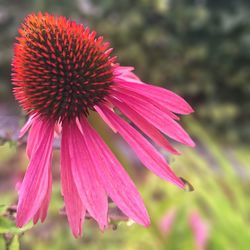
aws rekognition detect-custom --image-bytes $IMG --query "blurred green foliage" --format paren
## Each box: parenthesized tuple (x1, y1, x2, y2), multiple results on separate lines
(1, 0, 250, 142)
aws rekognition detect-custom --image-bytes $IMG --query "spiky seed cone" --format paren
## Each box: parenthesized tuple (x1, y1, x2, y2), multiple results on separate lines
(12, 13, 116, 121)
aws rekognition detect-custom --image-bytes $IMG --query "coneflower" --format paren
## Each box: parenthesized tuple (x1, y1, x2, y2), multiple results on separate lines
(12, 13, 195, 237)
(189, 211, 209, 250)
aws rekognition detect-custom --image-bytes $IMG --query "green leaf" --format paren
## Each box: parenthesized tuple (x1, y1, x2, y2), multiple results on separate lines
(0, 236, 5, 250)
(0, 217, 33, 234)
(9, 235, 19, 250)
(0, 217, 14, 234)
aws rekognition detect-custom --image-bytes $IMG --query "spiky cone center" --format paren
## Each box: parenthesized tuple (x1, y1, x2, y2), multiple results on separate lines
(12, 13, 116, 122)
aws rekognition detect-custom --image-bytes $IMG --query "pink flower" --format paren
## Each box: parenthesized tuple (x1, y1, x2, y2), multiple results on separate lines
(159, 208, 177, 236)
(189, 211, 209, 250)
(12, 13, 195, 237)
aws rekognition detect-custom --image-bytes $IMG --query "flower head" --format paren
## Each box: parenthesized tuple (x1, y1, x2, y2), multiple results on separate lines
(12, 13, 195, 237)
(12, 13, 115, 121)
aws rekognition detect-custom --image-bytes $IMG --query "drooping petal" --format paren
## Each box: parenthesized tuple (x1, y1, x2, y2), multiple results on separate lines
(33, 168, 52, 224)
(61, 127, 86, 237)
(16, 119, 54, 227)
(95, 105, 117, 133)
(79, 117, 150, 226)
(97, 104, 185, 188)
(62, 120, 108, 229)
(107, 96, 179, 154)
(112, 87, 180, 120)
(110, 90, 195, 147)
(26, 117, 42, 158)
(113, 66, 194, 114)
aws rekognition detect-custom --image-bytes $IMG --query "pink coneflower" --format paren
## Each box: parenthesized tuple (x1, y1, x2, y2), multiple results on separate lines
(189, 211, 209, 250)
(12, 13, 195, 237)
(159, 208, 177, 236)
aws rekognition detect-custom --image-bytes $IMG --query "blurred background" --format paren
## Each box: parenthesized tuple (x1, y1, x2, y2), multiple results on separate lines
(0, 0, 250, 249)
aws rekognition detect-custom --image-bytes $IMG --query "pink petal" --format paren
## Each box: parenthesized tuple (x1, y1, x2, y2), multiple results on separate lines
(107, 96, 179, 154)
(79, 117, 150, 226)
(114, 66, 194, 114)
(189, 211, 209, 250)
(113, 66, 135, 76)
(33, 169, 52, 224)
(111, 90, 195, 147)
(97, 105, 185, 189)
(54, 123, 62, 137)
(19, 114, 35, 138)
(16, 119, 54, 227)
(114, 66, 141, 81)
(61, 128, 86, 237)
(112, 87, 180, 120)
(62, 120, 108, 229)
(95, 105, 117, 133)
(26, 117, 42, 159)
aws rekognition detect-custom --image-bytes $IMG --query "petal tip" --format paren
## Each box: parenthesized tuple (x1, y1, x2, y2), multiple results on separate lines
(184, 105, 195, 114)
(144, 219, 151, 227)
(70, 223, 83, 239)
(99, 222, 108, 232)
(189, 140, 196, 148)
(33, 217, 39, 225)
(182, 137, 196, 148)
(16, 219, 24, 228)
(72, 231, 82, 239)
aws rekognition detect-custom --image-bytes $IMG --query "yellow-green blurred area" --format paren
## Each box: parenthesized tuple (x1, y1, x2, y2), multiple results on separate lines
(0, 0, 250, 249)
